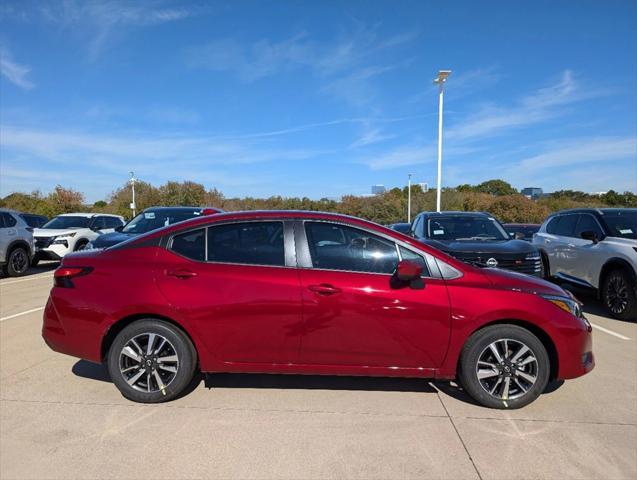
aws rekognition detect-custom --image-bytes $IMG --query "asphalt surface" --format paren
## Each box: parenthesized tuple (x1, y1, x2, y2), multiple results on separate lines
(1, 262, 635, 479)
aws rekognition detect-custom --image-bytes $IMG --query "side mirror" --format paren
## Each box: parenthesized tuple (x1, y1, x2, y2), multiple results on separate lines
(392, 260, 424, 289)
(114, 225, 124, 232)
(580, 230, 599, 244)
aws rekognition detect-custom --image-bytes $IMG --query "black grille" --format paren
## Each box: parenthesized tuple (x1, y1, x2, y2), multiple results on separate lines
(34, 237, 53, 249)
(452, 253, 542, 276)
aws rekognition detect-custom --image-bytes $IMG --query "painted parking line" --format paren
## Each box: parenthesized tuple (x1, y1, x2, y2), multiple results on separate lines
(590, 322, 631, 341)
(0, 274, 54, 286)
(0, 306, 45, 322)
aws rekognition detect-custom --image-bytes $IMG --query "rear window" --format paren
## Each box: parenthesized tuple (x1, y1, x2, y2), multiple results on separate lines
(207, 222, 284, 266)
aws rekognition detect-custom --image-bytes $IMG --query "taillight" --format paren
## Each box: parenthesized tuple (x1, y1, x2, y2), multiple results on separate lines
(54, 266, 93, 288)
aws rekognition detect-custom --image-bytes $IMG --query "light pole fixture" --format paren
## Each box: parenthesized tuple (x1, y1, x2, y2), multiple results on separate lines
(129, 171, 137, 217)
(433, 70, 451, 212)
(407, 173, 414, 223)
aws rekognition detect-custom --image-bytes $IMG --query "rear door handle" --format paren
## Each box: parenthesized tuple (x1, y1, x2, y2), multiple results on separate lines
(166, 268, 198, 279)
(308, 284, 341, 295)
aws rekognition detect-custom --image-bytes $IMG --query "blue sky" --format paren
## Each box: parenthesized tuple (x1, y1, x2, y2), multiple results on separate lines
(1, 0, 636, 202)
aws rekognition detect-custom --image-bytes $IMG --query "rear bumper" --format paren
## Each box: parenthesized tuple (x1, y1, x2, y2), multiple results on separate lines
(41, 295, 103, 363)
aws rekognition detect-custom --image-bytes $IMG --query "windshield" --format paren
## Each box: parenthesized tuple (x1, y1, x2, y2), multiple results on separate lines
(603, 212, 637, 239)
(122, 209, 201, 234)
(427, 216, 509, 241)
(42, 216, 90, 229)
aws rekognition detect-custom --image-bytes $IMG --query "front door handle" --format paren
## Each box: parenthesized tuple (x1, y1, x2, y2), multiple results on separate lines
(166, 268, 198, 279)
(308, 284, 342, 295)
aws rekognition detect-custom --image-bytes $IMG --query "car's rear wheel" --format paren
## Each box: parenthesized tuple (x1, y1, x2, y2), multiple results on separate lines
(74, 239, 89, 251)
(602, 269, 636, 320)
(107, 319, 197, 403)
(458, 324, 550, 409)
(6, 247, 29, 277)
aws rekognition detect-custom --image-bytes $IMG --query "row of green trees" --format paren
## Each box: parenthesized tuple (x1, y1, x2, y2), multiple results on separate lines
(1, 179, 635, 225)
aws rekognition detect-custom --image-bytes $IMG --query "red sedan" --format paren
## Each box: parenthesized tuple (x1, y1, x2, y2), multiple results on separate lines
(42, 211, 594, 408)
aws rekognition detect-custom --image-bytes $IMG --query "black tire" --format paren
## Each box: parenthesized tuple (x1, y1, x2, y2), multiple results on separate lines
(74, 239, 88, 251)
(602, 269, 637, 321)
(107, 319, 197, 403)
(458, 324, 550, 409)
(6, 247, 30, 277)
(31, 253, 40, 267)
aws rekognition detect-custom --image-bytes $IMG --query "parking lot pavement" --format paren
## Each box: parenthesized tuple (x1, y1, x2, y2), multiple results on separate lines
(1, 275, 635, 479)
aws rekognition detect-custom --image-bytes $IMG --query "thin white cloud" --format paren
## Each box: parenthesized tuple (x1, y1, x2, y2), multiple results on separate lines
(350, 128, 396, 149)
(0, 46, 34, 90)
(516, 137, 637, 170)
(0, 125, 321, 176)
(446, 71, 599, 141)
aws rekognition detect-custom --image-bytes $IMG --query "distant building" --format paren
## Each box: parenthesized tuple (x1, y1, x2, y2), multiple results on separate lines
(522, 187, 543, 200)
(418, 182, 429, 192)
(590, 191, 608, 196)
(371, 185, 386, 195)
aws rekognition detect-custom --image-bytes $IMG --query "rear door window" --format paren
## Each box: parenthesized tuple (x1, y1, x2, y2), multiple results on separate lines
(554, 215, 578, 237)
(207, 222, 285, 266)
(171, 228, 206, 261)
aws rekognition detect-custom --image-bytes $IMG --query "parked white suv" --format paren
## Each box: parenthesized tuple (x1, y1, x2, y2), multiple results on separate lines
(533, 208, 637, 319)
(33, 213, 124, 264)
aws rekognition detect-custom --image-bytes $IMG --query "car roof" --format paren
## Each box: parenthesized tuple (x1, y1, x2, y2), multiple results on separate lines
(143, 206, 203, 212)
(553, 208, 637, 216)
(417, 211, 490, 217)
(57, 212, 121, 217)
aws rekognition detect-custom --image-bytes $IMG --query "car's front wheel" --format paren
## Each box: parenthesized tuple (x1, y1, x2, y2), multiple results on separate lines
(107, 319, 197, 403)
(602, 269, 636, 320)
(458, 324, 550, 409)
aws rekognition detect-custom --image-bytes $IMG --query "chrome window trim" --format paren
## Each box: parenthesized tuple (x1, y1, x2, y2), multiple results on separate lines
(166, 219, 291, 268)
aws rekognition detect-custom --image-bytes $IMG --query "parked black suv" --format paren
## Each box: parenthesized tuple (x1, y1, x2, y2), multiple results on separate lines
(88, 206, 222, 249)
(410, 211, 542, 276)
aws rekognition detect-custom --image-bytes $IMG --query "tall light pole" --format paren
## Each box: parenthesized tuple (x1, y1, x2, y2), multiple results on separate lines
(129, 171, 137, 217)
(407, 173, 414, 223)
(433, 70, 451, 212)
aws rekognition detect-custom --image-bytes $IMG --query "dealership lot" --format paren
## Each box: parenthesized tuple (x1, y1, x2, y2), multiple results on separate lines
(1, 264, 635, 479)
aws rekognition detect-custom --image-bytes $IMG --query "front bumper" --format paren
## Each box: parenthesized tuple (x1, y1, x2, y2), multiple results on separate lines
(555, 315, 595, 379)
(36, 243, 71, 260)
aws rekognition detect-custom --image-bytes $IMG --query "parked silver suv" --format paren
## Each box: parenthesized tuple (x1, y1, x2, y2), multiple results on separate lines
(533, 208, 637, 320)
(0, 209, 34, 277)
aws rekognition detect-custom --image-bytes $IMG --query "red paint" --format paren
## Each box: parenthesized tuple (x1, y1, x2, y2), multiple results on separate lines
(42, 210, 593, 383)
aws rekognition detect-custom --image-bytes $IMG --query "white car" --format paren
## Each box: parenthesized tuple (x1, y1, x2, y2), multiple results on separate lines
(33, 213, 125, 264)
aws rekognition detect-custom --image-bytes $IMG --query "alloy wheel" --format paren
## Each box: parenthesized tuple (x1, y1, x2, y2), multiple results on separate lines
(119, 333, 180, 393)
(10, 249, 28, 273)
(606, 275, 629, 315)
(475, 338, 538, 400)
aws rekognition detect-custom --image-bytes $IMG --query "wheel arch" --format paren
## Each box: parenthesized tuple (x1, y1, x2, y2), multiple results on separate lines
(459, 319, 559, 382)
(6, 239, 32, 259)
(101, 313, 199, 364)
(599, 257, 636, 293)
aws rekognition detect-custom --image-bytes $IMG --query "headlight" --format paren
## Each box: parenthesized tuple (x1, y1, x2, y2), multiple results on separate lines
(540, 294, 584, 319)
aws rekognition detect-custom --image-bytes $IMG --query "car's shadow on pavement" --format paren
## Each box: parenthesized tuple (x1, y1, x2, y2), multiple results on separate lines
(71, 360, 564, 405)
(560, 283, 636, 324)
(0, 260, 59, 279)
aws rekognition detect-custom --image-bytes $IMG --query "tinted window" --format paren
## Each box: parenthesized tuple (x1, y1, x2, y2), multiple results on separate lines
(103, 216, 123, 229)
(207, 222, 284, 266)
(171, 229, 205, 261)
(1, 212, 17, 228)
(603, 211, 637, 239)
(574, 215, 604, 239)
(399, 246, 430, 276)
(554, 215, 578, 237)
(20, 214, 46, 228)
(545, 216, 560, 234)
(413, 216, 424, 237)
(42, 216, 90, 229)
(122, 209, 201, 234)
(427, 216, 508, 240)
(305, 222, 398, 274)
(91, 217, 107, 230)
